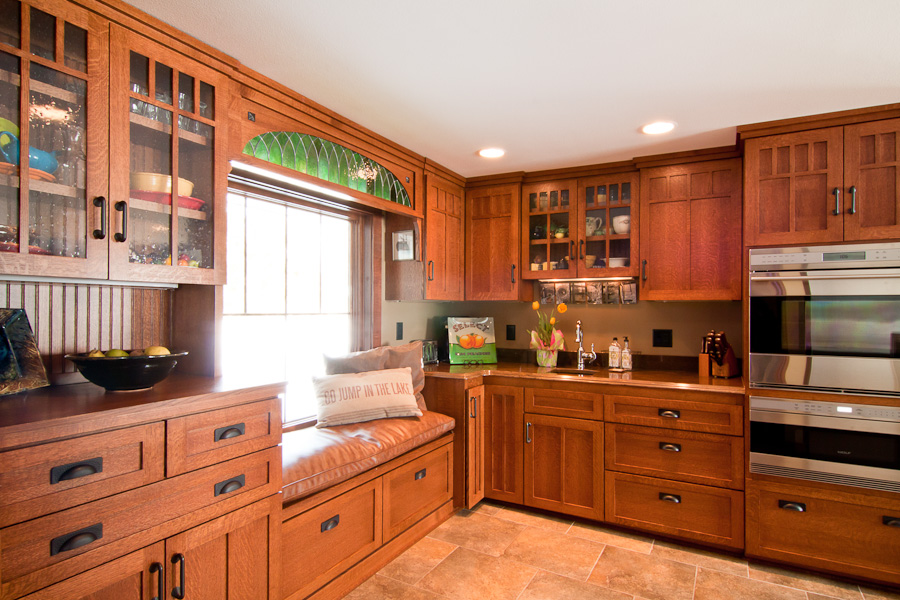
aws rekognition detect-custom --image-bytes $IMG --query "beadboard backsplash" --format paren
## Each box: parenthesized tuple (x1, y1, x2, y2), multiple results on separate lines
(1, 283, 173, 383)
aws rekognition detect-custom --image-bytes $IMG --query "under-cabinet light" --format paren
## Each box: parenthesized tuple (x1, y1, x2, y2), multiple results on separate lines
(229, 160, 355, 202)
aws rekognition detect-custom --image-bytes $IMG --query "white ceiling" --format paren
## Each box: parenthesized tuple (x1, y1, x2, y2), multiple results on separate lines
(126, 0, 900, 178)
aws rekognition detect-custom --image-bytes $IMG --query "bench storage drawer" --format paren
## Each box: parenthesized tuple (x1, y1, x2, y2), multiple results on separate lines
(383, 442, 452, 541)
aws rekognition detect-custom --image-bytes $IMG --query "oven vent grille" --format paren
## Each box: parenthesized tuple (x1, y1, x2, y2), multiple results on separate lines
(750, 463, 900, 494)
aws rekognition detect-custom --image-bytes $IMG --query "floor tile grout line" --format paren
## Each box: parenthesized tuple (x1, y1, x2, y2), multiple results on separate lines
(512, 568, 540, 600)
(392, 541, 460, 589)
(691, 565, 699, 600)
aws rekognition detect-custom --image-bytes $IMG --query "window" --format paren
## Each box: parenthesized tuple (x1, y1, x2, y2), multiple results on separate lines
(222, 184, 373, 425)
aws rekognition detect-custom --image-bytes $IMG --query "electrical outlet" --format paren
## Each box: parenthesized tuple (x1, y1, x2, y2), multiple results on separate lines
(506, 324, 516, 341)
(396, 322, 403, 340)
(653, 329, 673, 347)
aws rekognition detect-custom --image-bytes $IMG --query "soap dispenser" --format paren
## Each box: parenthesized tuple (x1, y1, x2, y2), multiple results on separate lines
(622, 337, 632, 371)
(609, 337, 621, 369)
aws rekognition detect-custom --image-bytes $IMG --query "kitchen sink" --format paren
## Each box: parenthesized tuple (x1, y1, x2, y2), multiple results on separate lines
(550, 368, 599, 376)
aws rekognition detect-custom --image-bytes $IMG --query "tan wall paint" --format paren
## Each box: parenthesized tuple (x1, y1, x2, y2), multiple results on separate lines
(381, 297, 742, 357)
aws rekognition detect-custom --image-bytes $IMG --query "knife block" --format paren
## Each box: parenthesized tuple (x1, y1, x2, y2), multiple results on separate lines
(710, 347, 739, 378)
(698, 352, 711, 378)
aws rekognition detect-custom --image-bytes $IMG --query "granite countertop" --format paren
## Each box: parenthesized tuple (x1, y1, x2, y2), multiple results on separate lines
(423, 361, 745, 394)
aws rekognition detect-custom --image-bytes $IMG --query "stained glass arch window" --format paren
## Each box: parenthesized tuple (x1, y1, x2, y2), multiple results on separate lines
(242, 132, 411, 207)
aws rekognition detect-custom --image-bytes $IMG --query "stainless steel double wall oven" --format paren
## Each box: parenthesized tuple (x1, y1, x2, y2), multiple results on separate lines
(748, 242, 900, 493)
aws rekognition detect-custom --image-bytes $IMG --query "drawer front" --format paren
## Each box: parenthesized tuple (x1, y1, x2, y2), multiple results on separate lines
(604, 395, 742, 435)
(525, 388, 603, 420)
(1, 447, 279, 600)
(747, 482, 900, 585)
(383, 441, 452, 541)
(167, 398, 281, 475)
(605, 424, 743, 489)
(0, 422, 165, 527)
(282, 479, 382, 600)
(605, 471, 744, 549)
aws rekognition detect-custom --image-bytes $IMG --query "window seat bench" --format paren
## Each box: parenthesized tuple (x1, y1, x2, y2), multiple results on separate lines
(280, 411, 456, 600)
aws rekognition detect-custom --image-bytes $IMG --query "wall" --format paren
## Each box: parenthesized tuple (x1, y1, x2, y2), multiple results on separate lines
(381, 296, 742, 358)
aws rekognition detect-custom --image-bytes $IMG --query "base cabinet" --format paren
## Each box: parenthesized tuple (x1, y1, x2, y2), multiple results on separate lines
(484, 386, 524, 504)
(746, 480, 900, 586)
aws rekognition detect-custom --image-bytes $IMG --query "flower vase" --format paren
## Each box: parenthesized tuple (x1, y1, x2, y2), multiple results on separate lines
(536, 349, 558, 368)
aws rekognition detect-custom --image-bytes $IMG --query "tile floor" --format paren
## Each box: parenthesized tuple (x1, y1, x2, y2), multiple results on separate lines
(346, 501, 900, 600)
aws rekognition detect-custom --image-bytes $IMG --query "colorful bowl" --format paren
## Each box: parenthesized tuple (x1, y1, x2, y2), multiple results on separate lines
(130, 172, 194, 196)
(0, 132, 58, 174)
(65, 351, 188, 391)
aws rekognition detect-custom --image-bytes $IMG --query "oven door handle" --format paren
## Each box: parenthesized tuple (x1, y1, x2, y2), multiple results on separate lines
(750, 409, 900, 435)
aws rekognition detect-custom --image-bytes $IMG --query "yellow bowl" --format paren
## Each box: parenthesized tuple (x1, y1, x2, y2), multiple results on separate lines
(0, 117, 18, 146)
(130, 172, 194, 196)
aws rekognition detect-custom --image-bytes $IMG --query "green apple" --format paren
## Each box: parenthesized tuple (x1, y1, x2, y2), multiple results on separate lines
(87, 349, 105, 358)
(105, 349, 129, 357)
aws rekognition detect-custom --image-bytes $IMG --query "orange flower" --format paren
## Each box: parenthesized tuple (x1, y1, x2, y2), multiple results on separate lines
(557, 303, 568, 314)
(532, 301, 540, 310)
(550, 317, 556, 325)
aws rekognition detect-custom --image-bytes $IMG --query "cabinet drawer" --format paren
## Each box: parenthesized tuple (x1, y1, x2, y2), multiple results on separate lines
(1, 447, 279, 600)
(383, 441, 452, 541)
(167, 398, 281, 475)
(605, 424, 743, 490)
(605, 471, 744, 549)
(525, 388, 603, 420)
(747, 482, 900, 585)
(0, 422, 165, 527)
(604, 395, 742, 435)
(282, 479, 382, 600)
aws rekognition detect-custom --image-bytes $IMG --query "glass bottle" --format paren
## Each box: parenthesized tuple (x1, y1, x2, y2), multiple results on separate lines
(622, 337, 632, 371)
(609, 337, 621, 369)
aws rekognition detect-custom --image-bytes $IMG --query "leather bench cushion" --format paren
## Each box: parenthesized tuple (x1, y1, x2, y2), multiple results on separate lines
(282, 411, 455, 505)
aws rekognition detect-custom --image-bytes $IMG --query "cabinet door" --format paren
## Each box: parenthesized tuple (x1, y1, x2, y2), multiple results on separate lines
(744, 128, 844, 246)
(844, 118, 900, 241)
(425, 174, 464, 300)
(166, 496, 279, 600)
(108, 25, 227, 284)
(640, 159, 741, 300)
(466, 385, 485, 508)
(577, 172, 639, 276)
(522, 180, 577, 279)
(0, 0, 109, 278)
(21, 541, 164, 600)
(483, 385, 523, 503)
(465, 184, 525, 301)
(524, 414, 603, 520)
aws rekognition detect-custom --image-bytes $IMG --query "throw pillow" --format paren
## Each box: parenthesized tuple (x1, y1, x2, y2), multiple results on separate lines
(324, 341, 426, 409)
(313, 367, 422, 428)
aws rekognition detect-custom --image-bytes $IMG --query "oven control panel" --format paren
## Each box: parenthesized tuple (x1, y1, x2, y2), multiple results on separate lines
(750, 396, 900, 422)
(749, 242, 900, 270)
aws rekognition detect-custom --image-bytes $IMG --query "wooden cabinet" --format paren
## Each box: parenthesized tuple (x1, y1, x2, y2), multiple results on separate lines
(747, 480, 900, 585)
(466, 384, 485, 508)
(744, 118, 900, 246)
(524, 413, 603, 520)
(639, 159, 742, 300)
(0, 379, 283, 600)
(109, 25, 227, 284)
(483, 385, 524, 503)
(521, 179, 577, 279)
(465, 183, 528, 301)
(0, 0, 110, 278)
(576, 172, 640, 276)
(424, 171, 465, 300)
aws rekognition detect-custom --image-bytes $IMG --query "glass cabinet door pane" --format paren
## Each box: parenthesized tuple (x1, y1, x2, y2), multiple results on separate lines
(177, 114, 213, 269)
(129, 51, 149, 96)
(28, 62, 87, 257)
(129, 99, 173, 264)
(154, 62, 172, 105)
(0, 50, 19, 252)
(199, 81, 214, 119)
(0, 0, 20, 48)
(177, 72, 193, 112)
(63, 22, 86, 72)
(29, 8, 54, 60)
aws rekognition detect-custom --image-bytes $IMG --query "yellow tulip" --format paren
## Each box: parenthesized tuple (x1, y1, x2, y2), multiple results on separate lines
(558, 303, 568, 313)
(532, 301, 540, 310)
(550, 317, 556, 325)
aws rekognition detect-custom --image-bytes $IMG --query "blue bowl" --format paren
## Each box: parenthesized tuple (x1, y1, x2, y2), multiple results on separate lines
(0, 132, 58, 174)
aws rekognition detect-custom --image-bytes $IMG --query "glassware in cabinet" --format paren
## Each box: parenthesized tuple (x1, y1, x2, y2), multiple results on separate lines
(109, 26, 225, 283)
(522, 180, 577, 279)
(0, 0, 108, 277)
(578, 173, 638, 275)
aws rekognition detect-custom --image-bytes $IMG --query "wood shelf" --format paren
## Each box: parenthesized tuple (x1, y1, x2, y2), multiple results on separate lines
(0, 69, 81, 105)
(129, 197, 207, 221)
(129, 112, 212, 147)
(0, 174, 81, 199)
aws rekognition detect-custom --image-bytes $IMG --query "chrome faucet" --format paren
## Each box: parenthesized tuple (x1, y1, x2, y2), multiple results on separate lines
(575, 320, 596, 370)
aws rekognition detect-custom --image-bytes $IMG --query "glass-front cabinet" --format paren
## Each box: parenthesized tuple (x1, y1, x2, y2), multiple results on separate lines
(108, 25, 226, 284)
(0, 0, 109, 278)
(577, 172, 639, 276)
(522, 180, 577, 279)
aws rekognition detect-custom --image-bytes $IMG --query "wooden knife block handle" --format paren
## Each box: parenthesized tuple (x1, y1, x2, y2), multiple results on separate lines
(698, 352, 711, 377)
(710, 347, 739, 378)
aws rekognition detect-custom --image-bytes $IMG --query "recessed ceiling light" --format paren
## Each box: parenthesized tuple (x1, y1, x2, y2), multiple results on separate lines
(641, 121, 676, 135)
(478, 148, 505, 158)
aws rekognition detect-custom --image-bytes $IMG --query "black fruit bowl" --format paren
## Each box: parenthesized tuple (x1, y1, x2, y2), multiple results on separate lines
(65, 351, 188, 391)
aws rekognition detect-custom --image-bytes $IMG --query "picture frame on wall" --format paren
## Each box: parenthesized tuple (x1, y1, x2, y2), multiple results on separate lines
(392, 230, 415, 261)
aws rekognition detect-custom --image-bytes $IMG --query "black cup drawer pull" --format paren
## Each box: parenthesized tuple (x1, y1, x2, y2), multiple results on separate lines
(50, 457, 103, 484)
(214, 422, 246, 442)
(659, 493, 681, 504)
(415, 468, 427, 481)
(658, 409, 680, 419)
(778, 500, 806, 512)
(50, 523, 103, 556)
(883, 516, 900, 528)
(659, 442, 682, 453)
(321, 514, 340, 532)
(214, 474, 245, 497)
